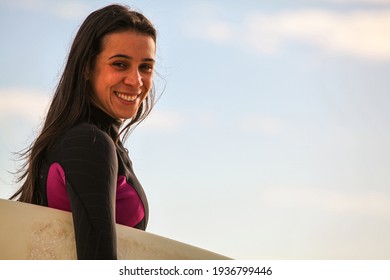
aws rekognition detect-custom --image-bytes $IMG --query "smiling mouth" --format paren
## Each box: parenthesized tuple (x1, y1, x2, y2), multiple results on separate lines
(114, 91, 139, 102)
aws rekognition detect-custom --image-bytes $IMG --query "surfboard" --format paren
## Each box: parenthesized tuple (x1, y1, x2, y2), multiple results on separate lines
(0, 198, 231, 260)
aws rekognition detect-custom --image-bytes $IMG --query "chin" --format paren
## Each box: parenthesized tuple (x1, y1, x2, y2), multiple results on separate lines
(118, 112, 138, 120)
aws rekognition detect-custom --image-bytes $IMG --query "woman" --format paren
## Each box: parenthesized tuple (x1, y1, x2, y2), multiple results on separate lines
(11, 4, 157, 259)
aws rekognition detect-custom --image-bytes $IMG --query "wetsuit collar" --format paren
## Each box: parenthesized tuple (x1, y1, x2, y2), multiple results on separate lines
(89, 105, 122, 140)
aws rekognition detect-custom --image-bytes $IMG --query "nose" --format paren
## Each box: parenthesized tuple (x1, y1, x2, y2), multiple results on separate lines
(124, 68, 142, 88)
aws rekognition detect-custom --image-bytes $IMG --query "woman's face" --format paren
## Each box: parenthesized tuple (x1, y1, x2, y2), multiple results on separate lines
(90, 30, 156, 120)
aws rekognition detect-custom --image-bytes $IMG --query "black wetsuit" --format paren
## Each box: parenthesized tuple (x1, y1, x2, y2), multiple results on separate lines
(37, 106, 148, 259)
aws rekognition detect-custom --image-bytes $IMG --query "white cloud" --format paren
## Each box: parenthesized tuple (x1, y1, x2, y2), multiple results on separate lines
(239, 114, 286, 136)
(244, 9, 390, 60)
(0, 88, 50, 122)
(2, 0, 90, 20)
(186, 19, 233, 43)
(262, 185, 390, 216)
(186, 8, 390, 61)
(140, 109, 185, 133)
(53, 1, 91, 20)
(323, 0, 390, 4)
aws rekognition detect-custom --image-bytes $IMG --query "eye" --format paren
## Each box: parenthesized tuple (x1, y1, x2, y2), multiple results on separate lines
(140, 63, 154, 73)
(112, 61, 127, 69)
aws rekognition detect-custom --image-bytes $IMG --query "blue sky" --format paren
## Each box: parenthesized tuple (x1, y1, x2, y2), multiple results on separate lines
(1, 0, 390, 259)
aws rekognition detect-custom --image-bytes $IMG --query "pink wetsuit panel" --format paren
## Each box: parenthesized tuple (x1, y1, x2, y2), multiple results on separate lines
(47, 163, 71, 211)
(46, 163, 145, 227)
(115, 175, 145, 227)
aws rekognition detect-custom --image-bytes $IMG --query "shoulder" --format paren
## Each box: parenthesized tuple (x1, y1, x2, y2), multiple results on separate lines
(63, 123, 112, 143)
(56, 123, 117, 157)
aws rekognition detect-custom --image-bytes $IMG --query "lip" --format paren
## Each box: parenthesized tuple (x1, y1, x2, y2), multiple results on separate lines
(114, 90, 141, 96)
(114, 91, 140, 102)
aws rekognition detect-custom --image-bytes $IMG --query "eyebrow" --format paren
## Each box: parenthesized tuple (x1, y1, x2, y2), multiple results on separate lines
(108, 54, 155, 62)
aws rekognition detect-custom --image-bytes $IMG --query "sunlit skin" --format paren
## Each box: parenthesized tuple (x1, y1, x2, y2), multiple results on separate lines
(89, 30, 156, 120)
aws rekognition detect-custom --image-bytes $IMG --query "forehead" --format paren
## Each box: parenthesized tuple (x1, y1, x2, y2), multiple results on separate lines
(100, 30, 156, 58)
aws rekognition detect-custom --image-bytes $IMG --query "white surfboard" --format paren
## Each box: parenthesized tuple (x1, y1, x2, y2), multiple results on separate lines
(0, 199, 230, 260)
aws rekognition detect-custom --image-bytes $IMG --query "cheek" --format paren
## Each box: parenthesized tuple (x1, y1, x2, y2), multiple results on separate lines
(90, 69, 106, 95)
(144, 79, 153, 99)
(93, 80, 108, 102)
(144, 75, 154, 91)
(141, 90, 151, 103)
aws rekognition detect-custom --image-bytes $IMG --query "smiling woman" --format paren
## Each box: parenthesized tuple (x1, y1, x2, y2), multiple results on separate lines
(9, 4, 158, 260)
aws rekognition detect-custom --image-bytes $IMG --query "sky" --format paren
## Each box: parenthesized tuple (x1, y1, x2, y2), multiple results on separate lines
(1, 0, 390, 259)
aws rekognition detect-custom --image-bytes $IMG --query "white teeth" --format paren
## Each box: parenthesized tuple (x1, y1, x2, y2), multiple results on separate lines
(115, 91, 138, 102)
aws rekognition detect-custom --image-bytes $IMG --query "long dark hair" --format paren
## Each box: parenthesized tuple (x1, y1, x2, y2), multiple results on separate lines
(11, 4, 157, 203)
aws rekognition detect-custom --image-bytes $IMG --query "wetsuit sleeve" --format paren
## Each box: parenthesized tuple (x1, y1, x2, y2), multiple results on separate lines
(58, 125, 118, 259)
